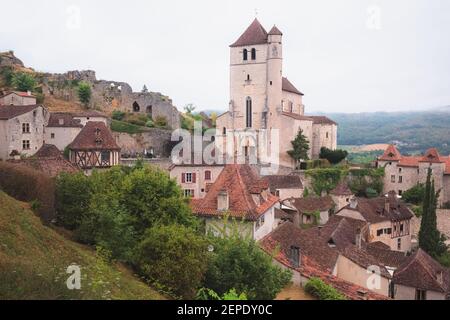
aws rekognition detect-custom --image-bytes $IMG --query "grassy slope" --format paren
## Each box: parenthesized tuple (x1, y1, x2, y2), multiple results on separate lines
(0, 191, 165, 300)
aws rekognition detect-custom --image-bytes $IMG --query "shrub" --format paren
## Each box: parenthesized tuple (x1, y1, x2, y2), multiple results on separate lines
(304, 277, 346, 300)
(154, 115, 168, 128)
(0, 162, 55, 222)
(402, 184, 425, 205)
(111, 120, 146, 134)
(12, 72, 37, 92)
(145, 120, 154, 128)
(319, 147, 348, 165)
(135, 224, 209, 299)
(112, 110, 126, 121)
(77, 82, 92, 107)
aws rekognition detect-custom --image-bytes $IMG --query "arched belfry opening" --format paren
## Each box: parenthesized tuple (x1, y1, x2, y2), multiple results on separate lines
(133, 102, 140, 112)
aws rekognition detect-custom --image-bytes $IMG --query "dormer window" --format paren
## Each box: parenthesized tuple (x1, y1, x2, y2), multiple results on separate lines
(243, 49, 248, 61)
(217, 190, 229, 211)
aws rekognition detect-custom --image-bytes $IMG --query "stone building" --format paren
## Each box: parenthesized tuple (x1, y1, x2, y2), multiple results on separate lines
(0, 91, 36, 106)
(377, 144, 450, 206)
(330, 182, 355, 212)
(281, 196, 335, 226)
(263, 174, 304, 199)
(68, 121, 120, 174)
(215, 19, 337, 168)
(0, 104, 49, 161)
(336, 192, 414, 252)
(191, 164, 279, 240)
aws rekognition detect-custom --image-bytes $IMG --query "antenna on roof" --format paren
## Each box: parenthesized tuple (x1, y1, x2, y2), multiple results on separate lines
(255, 8, 258, 17)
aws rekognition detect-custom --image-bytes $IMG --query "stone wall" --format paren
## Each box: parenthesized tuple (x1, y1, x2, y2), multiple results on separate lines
(113, 128, 174, 158)
(41, 70, 180, 129)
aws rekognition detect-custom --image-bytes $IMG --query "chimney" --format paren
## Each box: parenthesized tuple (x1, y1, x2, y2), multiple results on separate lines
(27, 90, 31, 96)
(349, 197, 358, 209)
(384, 198, 390, 213)
(437, 271, 443, 285)
(357, 289, 368, 300)
(318, 225, 323, 237)
(355, 228, 362, 249)
(217, 190, 229, 211)
(290, 246, 301, 268)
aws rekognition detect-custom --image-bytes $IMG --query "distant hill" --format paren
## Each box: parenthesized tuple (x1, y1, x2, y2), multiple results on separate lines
(0, 191, 165, 300)
(318, 110, 450, 155)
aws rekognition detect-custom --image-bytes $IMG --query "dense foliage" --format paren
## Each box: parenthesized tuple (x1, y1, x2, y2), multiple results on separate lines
(77, 81, 92, 107)
(319, 147, 348, 165)
(12, 72, 36, 92)
(402, 184, 425, 205)
(135, 224, 209, 299)
(304, 277, 346, 300)
(203, 227, 292, 300)
(305, 168, 345, 196)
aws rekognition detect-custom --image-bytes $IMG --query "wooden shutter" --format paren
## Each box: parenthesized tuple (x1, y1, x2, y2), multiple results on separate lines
(181, 173, 186, 183)
(192, 173, 196, 183)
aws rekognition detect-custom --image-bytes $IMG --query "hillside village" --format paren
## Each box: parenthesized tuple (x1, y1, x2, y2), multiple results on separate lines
(1, 19, 450, 301)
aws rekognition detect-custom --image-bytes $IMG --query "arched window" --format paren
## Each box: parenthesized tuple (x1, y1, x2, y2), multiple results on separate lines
(251, 48, 256, 60)
(289, 101, 293, 113)
(247, 74, 250, 81)
(246, 97, 252, 128)
(133, 102, 140, 112)
(243, 49, 248, 61)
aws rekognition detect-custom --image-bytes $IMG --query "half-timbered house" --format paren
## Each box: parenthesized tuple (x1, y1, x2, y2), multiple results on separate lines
(68, 121, 120, 173)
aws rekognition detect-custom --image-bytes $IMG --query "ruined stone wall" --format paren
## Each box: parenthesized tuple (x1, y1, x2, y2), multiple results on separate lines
(41, 70, 180, 129)
(113, 128, 174, 158)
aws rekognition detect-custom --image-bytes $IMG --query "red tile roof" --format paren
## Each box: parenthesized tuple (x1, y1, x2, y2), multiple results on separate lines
(288, 196, 335, 213)
(393, 249, 450, 294)
(47, 112, 83, 128)
(268, 25, 283, 36)
(379, 145, 450, 173)
(263, 175, 303, 192)
(282, 77, 304, 95)
(0, 105, 41, 120)
(68, 121, 120, 151)
(191, 164, 279, 220)
(309, 116, 338, 126)
(259, 222, 390, 300)
(0, 91, 36, 99)
(330, 182, 353, 196)
(230, 19, 268, 47)
(378, 144, 402, 161)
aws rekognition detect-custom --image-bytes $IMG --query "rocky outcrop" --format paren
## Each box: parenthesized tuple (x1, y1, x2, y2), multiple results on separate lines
(0, 51, 24, 68)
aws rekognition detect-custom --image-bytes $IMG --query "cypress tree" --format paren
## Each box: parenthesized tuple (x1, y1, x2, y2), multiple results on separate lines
(288, 129, 310, 169)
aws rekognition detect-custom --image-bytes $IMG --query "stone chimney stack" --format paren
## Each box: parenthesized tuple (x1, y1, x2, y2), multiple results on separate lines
(355, 228, 362, 249)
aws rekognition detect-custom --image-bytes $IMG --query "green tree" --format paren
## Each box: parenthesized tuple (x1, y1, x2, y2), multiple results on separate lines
(402, 184, 425, 205)
(55, 172, 92, 230)
(196, 288, 247, 300)
(304, 277, 346, 300)
(288, 129, 310, 168)
(418, 168, 447, 257)
(77, 82, 92, 107)
(12, 72, 37, 92)
(135, 224, 209, 299)
(319, 147, 348, 165)
(204, 227, 292, 300)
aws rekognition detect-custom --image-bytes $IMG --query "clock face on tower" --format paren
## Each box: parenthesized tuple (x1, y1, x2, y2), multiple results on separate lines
(272, 45, 278, 58)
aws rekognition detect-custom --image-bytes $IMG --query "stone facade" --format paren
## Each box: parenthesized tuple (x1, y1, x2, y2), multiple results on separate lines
(0, 105, 49, 160)
(215, 19, 338, 169)
(0, 92, 36, 106)
(114, 128, 174, 158)
(377, 145, 450, 206)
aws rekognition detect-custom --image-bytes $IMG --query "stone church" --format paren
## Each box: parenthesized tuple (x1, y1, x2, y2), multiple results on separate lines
(216, 19, 337, 169)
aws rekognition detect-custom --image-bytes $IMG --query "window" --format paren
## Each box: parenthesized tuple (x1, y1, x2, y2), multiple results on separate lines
(399, 176, 403, 183)
(22, 123, 30, 133)
(186, 173, 193, 183)
(133, 101, 140, 112)
(326, 132, 329, 139)
(251, 48, 256, 60)
(385, 228, 392, 235)
(275, 190, 280, 197)
(415, 289, 426, 300)
(183, 189, 195, 198)
(270, 81, 273, 85)
(205, 170, 211, 181)
(399, 168, 402, 173)
(246, 74, 251, 81)
(391, 175, 396, 183)
(400, 223, 404, 233)
(22, 140, 30, 150)
(377, 229, 383, 237)
(51, 133, 55, 139)
(397, 238, 401, 250)
(289, 101, 293, 113)
(246, 97, 252, 128)
(399, 190, 403, 196)
(101, 151, 110, 163)
(243, 49, 248, 61)
(222, 127, 226, 135)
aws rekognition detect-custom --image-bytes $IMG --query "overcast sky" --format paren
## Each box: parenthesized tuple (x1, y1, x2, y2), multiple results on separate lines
(1, 0, 449, 113)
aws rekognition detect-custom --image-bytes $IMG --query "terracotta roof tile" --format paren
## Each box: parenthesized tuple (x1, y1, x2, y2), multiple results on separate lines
(230, 19, 268, 47)
(288, 196, 335, 213)
(393, 249, 450, 293)
(268, 25, 283, 36)
(330, 182, 353, 196)
(378, 144, 402, 161)
(191, 164, 278, 220)
(420, 148, 444, 163)
(264, 175, 303, 192)
(0, 104, 41, 120)
(47, 113, 83, 128)
(309, 116, 337, 126)
(68, 121, 120, 151)
(282, 77, 303, 95)
(35, 144, 62, 158)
